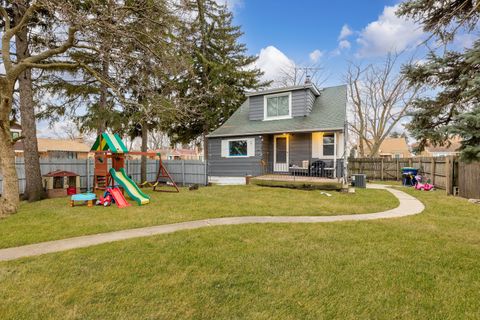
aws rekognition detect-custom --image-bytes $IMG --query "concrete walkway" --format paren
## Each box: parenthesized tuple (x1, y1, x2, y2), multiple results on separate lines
(0, 184, 424, 262)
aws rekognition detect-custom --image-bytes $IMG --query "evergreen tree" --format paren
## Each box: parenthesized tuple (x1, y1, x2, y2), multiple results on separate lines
(398, 0, 480, 161)
(162, 0, 266, 149)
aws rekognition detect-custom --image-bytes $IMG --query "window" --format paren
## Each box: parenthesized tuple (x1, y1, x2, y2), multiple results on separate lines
(323, 133, 335, 156)
(264, 93, 291, 120)
(221, 138, 255, 158)
(229, 140, 248, 156)
(11, 131, 20, 140)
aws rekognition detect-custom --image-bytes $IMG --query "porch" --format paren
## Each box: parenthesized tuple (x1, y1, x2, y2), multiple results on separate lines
(261, 131, 344, 179)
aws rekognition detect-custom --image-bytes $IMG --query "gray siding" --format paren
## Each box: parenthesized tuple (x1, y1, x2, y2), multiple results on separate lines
(249, 89, 314, 120)
(249, 95, 264, 120)
(208, 136, 263, 177)
(291, 90, 309, 117)
(306, 90, 315, 114)
(289, 133, 311, 166)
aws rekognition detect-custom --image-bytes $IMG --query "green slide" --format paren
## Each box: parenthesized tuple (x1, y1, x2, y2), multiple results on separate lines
(109, 168, 150, 205)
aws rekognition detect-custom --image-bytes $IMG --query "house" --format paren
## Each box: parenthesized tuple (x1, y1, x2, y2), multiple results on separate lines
(362, 138, 411, 159)
(10, 122, 22, 140)
(148, 148, 203, 161)
(14, 138, 91, 159)
(415, 137, 462, 157)
(206, 84, 347, 183)
(12, 125, 91, 159)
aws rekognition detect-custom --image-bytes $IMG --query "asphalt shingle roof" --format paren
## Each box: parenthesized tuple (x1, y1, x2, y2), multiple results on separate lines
(207, 84, 347, 138)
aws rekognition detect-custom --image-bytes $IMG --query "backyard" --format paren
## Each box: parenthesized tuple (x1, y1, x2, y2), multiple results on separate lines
(0, 185, 397, 248)
(0, 186, 479, 319)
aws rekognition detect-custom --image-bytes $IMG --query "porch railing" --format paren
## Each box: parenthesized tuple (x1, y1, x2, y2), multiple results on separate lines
(260, 159, 336, 180)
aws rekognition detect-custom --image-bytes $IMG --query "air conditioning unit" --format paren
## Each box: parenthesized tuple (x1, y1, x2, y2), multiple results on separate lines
(352, 174, 367, 188)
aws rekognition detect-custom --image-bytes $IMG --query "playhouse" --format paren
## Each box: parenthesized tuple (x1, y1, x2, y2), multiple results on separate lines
(43, 170, 80, 198)
(90, 133, 178, 206)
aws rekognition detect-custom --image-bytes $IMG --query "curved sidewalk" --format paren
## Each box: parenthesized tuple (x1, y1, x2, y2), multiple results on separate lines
(0, 184, 424, 262)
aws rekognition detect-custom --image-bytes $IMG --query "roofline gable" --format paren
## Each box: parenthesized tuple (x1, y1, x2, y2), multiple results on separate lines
(245, 83, 320, 97)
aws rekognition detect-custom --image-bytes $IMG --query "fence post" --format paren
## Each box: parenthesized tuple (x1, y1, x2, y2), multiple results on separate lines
(182, 160, 185, 187)
(381, 158, 384, 181)
(204, 160, 208, 186)
(445, 156, 452, 195)
(396, 159, 400, 181)
(431, 158, 436, 185)
(86, 158, 90, 191)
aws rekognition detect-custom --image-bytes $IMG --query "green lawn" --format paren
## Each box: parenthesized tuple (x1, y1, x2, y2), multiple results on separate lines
(0, 185, 397, 248)
(0, 189, 479, 319)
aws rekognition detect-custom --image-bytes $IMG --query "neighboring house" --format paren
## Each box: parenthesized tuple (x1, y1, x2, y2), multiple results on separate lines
(12, 124, 91, 159)
(146, 148, 203, 161)
(415, 137, 462, 157)
(207, 84, 347, 182)
(362, 138, 411, 159)
(10, 122, 22, 140)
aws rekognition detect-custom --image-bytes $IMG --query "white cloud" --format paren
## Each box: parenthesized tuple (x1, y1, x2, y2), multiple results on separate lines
(338, 24, 353, 40)
(338, 40, 351, 50)
(309, 49, 324, 63)
(254, 45, 295, 83)
(356, 5, 424, 57)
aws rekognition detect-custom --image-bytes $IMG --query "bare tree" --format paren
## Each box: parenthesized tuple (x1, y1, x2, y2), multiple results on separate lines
(0, 0, 183, 216)
(277, 64, 329, 88)
(345, 53, 422, 158)
(148, 130, 171, 150)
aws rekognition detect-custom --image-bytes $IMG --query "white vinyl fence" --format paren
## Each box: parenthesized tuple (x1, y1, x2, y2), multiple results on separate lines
(1, 158, 207, 194)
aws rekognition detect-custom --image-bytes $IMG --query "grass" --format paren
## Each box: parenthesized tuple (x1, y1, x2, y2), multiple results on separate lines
(0, 188, 479, 319)
(0, 185, 397, 248)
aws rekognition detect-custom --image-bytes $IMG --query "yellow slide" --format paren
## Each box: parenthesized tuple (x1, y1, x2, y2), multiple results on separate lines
(109, 168, 150, 205)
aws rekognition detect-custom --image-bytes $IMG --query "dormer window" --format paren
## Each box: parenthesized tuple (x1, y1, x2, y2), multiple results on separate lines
(264, 92, 292, 120)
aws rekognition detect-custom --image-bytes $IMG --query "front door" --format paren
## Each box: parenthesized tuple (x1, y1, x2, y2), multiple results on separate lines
(274, 135, 289, 172)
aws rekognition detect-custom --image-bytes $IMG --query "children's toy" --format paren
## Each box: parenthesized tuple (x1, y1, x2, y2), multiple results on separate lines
(90, 132, 179, 206)
(43, 170, 80, 198)
(414, 182, 434, 191)
(413, 174, 434, 191)
(97, 187, 131, 208)
(70, 193, 96, 207)
(109, 168, 149, 205)
(107, 187, 131, 208)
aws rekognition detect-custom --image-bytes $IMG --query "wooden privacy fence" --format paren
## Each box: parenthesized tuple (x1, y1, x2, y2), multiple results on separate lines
(457, 161, 480, 199)
(348, 156, 480, 199)
(0, 158, 208, 195)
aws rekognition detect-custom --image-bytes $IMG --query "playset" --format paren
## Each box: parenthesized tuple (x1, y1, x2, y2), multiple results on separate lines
(69, 132, 179, 209)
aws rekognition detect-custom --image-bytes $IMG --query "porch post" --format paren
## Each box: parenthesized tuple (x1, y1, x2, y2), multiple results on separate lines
(333, 132, 337, 178)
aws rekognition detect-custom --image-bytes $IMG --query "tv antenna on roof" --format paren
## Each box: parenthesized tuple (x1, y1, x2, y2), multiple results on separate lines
(294, 67, 323, 85)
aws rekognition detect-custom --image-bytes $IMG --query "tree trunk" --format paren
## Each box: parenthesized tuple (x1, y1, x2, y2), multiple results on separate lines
(0, 87, 20, 216)
(140, 123, 148, 183)
(15, 6, 46, 201)
(97, 51, 110, 135)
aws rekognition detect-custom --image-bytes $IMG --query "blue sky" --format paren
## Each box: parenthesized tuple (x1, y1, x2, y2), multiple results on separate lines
(224, 0, 427, 86)
(39, 0, 426, 137)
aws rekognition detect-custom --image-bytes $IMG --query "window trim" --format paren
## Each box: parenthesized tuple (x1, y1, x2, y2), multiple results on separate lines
(322, 132, 335, 157)
(223, 138, 253, 158)
(312, 132, 337, 159)
(263, 92, 292, 121)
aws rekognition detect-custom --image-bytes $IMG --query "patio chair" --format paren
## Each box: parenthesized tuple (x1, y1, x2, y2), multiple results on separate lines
(310, 160, 327, 177)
